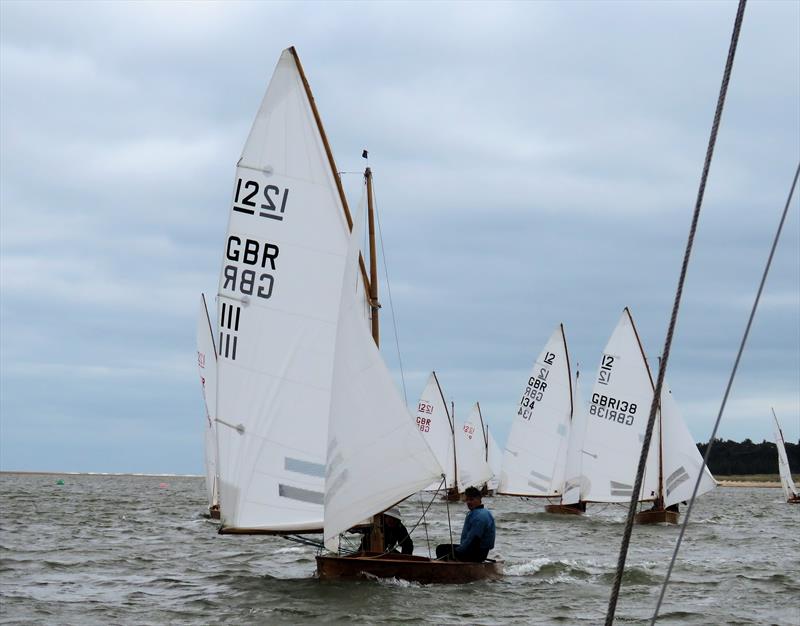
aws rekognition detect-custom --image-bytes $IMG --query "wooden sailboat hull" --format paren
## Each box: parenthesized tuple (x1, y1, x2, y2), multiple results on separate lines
(316, 553, 502, 584)
(787, 495, 800, 504)
(544, 504, 585, 516)
(634, 509, 679, 525)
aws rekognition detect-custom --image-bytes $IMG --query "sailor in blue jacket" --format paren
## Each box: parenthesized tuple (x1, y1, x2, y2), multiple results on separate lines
(436, 486, 495, 562)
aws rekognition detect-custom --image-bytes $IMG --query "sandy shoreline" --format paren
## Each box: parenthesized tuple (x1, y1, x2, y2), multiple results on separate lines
(717, 480, 781, 488)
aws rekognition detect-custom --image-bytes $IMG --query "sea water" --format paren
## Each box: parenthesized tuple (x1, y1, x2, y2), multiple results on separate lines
(1, 473, 798, 625)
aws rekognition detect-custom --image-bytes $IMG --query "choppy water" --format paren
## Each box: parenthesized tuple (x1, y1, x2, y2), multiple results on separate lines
(1, 474, 798, 625)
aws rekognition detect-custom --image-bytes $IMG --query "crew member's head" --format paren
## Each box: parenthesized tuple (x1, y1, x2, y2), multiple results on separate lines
(464, 486, 482, 510)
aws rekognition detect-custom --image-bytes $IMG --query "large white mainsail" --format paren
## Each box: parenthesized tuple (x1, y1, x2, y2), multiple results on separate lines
(215, 48, 362, 531)
(414, 372, 455, 491)
(772, 410, 799, 502)
(324, 196, 443, 552)
(660, 384, 716, 507)
(562, 370, 589, 505)
(455, 404, 493, 492)
(196, 294, 219, 511)
(498, 325, 573, 497)
(581, 308, 660, 503)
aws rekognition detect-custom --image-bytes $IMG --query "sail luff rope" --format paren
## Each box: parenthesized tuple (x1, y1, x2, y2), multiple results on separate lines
(604, 1, 747, 622)
(372, 177, 409, 404)
(650, 161, 799, 624)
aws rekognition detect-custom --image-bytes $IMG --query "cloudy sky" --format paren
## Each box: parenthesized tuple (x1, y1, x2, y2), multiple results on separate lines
(1, 1, 798, 474)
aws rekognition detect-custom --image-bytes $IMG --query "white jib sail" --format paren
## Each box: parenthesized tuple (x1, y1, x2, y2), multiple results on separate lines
(660, 384, 716, 507)
(581, 308, 660, 503)
(196, 294, 219, 509)
(486, 428, 503, 491)
(324, 196, 444, 553)
(498, 325, 573, 497)
(772, 411, 798, 501)
(215, 48, 359, 531)
(562, 371, 588, 505)
(456, 404, 493, 492)
(415, 372, 454, 491)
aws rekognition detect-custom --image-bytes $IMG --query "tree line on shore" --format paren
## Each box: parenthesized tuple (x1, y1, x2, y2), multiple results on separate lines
(697, 438, 799, 476)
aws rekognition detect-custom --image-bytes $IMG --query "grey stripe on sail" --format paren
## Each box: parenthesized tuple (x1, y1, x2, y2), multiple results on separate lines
(284, 457, 325, 478)
(610, 480, 633, 497)
(529, 469, 552, 482)
(278, 484, 324, 505)
(527, 480, 548, 491)
(666, 466, 690, 496)
(326, 470, 349, 502)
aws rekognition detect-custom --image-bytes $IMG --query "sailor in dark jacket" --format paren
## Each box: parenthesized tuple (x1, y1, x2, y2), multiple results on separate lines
(360, 507, 414, 555)
(436, 486, 496, 562)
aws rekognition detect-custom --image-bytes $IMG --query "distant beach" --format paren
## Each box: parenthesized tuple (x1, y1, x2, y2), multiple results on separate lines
(715, 474, 790, 488)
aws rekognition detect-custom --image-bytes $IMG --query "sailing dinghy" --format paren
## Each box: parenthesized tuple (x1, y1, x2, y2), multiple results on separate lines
(582, 308, 714, 525)
(455, 403, 494, 494)
(196, 294, 220, 519)
(414, 372, 457, 494)
(315, 180, 502, 584)
(772, 409, 799, 504)
(497, 325, 581, 512)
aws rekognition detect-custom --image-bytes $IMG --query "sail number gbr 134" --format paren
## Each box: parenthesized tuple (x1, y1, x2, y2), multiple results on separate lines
(517, 351, 555, 420)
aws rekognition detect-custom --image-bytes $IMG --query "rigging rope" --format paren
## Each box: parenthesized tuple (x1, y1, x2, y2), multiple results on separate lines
(604, 1, 747, 622)
(372, 177, 409, 404)
(651, 161, 800, 623)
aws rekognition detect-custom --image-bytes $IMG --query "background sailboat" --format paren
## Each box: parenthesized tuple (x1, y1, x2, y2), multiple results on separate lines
(414, 372, 456, 493)
(772, 409, 799, 503)
(581, 309, 661, 508)
(455, 403, 493, 493)
(196, 294, 219, 519)
(498, 325, 574, 507)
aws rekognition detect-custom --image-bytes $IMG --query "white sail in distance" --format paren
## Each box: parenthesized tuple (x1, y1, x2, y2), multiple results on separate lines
(660, 384, 716, 507)
(456, 404, 493, 492)
(499, 325, 573, 497)
(196, 294, 219, 510)
(215, 48, 362, 531)
(772, 410, 798, 502)
(324, 194, 443, 552)
(414, 372, 454, 491)
(562, 370, 588, 505)
(486, 427, 503, 492)
(581, 308, 660, 503)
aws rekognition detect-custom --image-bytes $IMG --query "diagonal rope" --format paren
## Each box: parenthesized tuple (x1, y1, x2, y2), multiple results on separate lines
(372, 177, 409, 404)
(604, 1, 747, 622)
(651, 161, 799, 623)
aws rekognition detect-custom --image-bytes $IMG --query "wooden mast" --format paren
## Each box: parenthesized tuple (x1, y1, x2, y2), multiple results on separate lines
(365, 165, 384, 552)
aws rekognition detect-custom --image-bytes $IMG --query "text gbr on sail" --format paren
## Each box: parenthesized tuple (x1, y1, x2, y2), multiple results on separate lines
(222, 235, 279, 299)
(589, 393, 637, 426)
